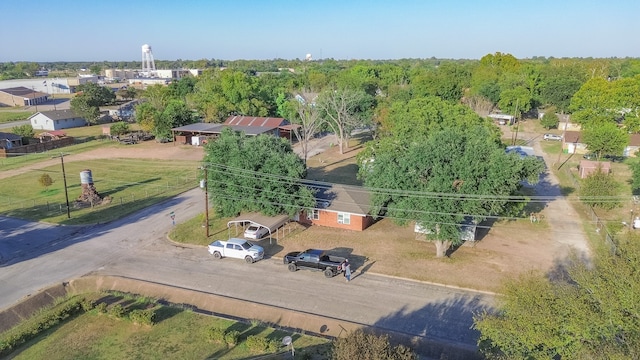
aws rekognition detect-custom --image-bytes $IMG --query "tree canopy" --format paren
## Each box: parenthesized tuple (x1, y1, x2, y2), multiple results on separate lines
(358, 125, 544, 257)
(203, 128, 315, 217)
(70, 82, 116, 124)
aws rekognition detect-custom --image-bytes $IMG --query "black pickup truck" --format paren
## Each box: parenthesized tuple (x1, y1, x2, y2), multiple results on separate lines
(283, 249, 346, 278)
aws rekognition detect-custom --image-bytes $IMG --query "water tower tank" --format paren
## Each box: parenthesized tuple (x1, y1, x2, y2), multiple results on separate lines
(80, 169, 94, 185)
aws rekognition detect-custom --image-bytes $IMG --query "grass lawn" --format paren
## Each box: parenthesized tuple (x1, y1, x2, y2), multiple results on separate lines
(5, 293, 330, 360)
(0, 139, 117, 171)
(0, 111, 34, 123)
(0, 157, 200, 225)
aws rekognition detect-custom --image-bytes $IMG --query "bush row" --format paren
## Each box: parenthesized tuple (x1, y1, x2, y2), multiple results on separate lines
(207, 326, 280, 353)
(0, 296, 89, 357)
(96, 301, 157, 326)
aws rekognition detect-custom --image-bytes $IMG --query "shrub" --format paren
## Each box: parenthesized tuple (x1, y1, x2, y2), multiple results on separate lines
(245, 335, 269, 352)
(0, 296, 85, 357)
(207, 327, 225, 343)
(108, 304, 125, 318)
(224, 330, 240, 347)
(11, 124, 34, 143)
(540, 110, 559, 129)
(38, 173, 54, 191)
(110, 121, 130, 136)
(331, 329, 417, 360)
(81, 298, 96, 311)
(96, 302, 108, 313)
(266, 339, 279, 353)
(129, 309, 156, 326)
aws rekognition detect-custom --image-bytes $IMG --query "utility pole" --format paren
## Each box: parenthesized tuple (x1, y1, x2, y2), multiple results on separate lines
(52, 153, 71, 219)
(202, 166, 210, 237)
(511, 99, 520, 146)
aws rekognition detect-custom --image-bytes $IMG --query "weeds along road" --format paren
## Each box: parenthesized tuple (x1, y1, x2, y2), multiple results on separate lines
(0, 187, 495, 351)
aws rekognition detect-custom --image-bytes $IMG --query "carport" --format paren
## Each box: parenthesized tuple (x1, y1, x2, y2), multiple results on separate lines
(227, 213, 291, 243)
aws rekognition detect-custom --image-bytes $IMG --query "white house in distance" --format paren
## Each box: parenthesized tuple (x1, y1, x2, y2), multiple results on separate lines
(29, 109, 86, 131)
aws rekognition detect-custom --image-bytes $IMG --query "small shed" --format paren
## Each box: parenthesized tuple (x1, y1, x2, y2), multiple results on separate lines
(579, 160, 611, 179)
(0, 132, 23, 149)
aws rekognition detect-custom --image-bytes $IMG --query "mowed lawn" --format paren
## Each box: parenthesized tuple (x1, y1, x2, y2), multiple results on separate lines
(0, 157, 200, 225)
(0, 110, 34, 124)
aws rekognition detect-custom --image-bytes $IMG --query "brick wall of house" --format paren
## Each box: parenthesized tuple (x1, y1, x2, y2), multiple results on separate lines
(299, 209, 373, 231)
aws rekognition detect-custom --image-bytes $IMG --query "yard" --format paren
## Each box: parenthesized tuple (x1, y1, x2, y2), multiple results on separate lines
(171, 133, 561, 293)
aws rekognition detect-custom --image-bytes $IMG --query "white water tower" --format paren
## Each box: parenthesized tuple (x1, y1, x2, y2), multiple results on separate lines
(141, 44, 156, 77)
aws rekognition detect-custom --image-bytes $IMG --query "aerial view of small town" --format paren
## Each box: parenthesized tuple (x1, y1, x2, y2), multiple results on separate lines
(1, 1, 639, 359)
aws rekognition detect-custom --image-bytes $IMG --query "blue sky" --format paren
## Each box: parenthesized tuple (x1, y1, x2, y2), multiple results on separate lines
(2, 0, 639, 62)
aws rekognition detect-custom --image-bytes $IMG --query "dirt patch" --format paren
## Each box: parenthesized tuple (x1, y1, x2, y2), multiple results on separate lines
(270, 216, 554, 293)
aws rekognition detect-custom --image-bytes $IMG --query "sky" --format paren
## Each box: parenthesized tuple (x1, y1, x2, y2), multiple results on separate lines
(2, 0, 639, 62)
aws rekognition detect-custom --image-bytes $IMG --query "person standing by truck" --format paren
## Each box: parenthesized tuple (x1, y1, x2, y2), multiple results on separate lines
(343, 259, 351, 282)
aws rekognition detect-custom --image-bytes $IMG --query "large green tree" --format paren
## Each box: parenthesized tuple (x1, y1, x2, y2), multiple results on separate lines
(190, 69, 271, 122)
(358, 126, 544, 257)
(539, 64, 586, 113)
(474, 234, 640, 359)
(582, 122, 629, 158)
(203, 128, 315, 217)
(70, 82, 116, 124)
(579, 167, 622, 210)
(381, 96, 498, 140)
(154, 99, 197, 140)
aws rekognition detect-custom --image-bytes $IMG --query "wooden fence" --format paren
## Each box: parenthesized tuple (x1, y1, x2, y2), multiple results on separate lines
(0, 137, 75, 158)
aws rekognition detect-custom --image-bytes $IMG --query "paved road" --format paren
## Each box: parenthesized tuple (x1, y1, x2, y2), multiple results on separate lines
(0, 188, 494, 350)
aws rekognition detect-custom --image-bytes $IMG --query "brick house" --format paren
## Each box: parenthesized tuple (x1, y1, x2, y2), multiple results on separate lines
(297, 184, 374, 231)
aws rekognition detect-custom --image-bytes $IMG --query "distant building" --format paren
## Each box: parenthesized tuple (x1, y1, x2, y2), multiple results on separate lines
(29, 109, 86, 131)
(105, 68, 202, 81)
(0, 86, 48, 107)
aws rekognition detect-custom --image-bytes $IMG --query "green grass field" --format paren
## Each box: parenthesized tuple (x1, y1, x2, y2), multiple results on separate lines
(4, 294, 330, 360)
(0, 111, 34, 123)
(0, 157, 200, 225)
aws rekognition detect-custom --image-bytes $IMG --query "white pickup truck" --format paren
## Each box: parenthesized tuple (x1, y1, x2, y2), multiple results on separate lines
(207, 238, 265, 263)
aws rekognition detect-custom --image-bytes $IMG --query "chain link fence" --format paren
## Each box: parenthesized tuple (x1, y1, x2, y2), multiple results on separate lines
(0, 174, 198, 220)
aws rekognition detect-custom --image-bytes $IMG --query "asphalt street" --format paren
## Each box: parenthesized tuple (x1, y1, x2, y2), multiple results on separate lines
(0, 187, 494, 349)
